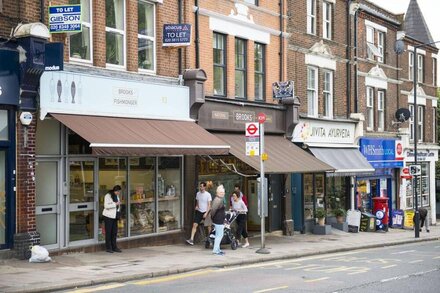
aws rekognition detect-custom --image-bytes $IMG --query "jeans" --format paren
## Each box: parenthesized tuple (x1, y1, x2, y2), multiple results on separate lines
(213, 224, 224, 254)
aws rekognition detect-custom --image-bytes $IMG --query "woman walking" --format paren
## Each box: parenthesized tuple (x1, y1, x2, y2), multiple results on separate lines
(231, 191, 250, 248)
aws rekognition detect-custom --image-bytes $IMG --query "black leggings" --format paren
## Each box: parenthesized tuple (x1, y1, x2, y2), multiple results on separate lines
(236, 214, 248, 239)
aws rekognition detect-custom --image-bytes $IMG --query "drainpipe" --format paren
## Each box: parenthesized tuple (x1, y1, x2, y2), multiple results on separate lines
(353, 8, 359, 113)
(178, 0, 183, 75)
(195, 0, 200, 68)
(40, 0, 44, 23)
(279, 0, 284, 81)
(346, 0, 352, 117)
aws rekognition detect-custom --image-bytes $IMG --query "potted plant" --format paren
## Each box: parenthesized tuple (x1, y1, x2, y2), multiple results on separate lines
(333, 208, 346, 223)
(315, 208, 326, 226)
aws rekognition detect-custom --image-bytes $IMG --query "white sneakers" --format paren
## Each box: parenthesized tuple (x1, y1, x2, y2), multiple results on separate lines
(242, 243, 249, 248)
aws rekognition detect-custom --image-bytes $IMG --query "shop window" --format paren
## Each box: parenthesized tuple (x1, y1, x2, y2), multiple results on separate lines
(254, 42, 265, 101)
(69, 0, 92, 62)
(158, 157, 182, 232)
(36, 119, 61, 155)
(0, 110, 8, 140)
(235, 38, 247, 99)
(326, 177, 348, 214)
(405, 162, 430, 208)
(129, 157, 156, 236)
(0, 151, 5, 245)
(106, 0, 125, 67)
(68, 129, 92, 155)
(304, 174, 324, 220)
(138, 0, 155, 71)
(213, 32, 226, 96)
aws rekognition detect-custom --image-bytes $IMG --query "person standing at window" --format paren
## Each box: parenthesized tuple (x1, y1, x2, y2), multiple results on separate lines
(103, 185, 122, 253)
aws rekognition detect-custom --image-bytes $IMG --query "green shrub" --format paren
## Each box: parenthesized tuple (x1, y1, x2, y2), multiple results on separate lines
(333, 208, 346, 217)
(315, 208, 326, 219)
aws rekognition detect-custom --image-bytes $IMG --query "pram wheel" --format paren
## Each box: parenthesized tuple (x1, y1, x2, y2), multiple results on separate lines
(231, 239, 239, 250)
(205, 239, 211, 249)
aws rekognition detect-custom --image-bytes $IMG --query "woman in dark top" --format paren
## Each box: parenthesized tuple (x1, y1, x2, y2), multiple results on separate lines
(211, 185, 226, 256)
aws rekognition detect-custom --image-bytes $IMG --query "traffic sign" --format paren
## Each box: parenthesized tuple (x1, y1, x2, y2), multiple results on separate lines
(246, 141, 260, 156)
(409, 164, 421, 176)
(245, 122, 259, 137)
(257, 112, 266, 124)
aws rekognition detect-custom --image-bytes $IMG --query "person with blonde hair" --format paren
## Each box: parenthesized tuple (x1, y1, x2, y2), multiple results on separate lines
(210, 185, 226, 255)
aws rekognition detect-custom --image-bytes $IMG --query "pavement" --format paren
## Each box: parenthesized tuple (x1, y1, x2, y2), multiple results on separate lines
(0, 224, 439, 293)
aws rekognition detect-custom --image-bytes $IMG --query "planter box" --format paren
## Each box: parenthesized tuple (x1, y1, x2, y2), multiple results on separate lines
(313, 224, 332, 235)
(331, 222, 348, 232)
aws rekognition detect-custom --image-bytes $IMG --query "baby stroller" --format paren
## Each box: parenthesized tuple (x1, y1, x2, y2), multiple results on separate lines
(205, 210, 240, 250)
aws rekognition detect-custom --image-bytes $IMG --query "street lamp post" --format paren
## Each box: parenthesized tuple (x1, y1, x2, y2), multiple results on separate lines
(412, 40, 440, 238)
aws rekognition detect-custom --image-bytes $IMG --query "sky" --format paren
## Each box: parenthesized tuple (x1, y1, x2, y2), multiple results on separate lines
(367, 0, 440, 46)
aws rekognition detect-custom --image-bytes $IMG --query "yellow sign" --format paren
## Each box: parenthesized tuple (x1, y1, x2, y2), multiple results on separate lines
(261, 153, 268, 161)
(249, 150, 255, 157)
(403, 210, 415, 229)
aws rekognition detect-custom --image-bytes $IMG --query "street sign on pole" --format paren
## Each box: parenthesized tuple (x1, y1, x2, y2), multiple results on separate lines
(409, 164, 421, 176)
(245, 122, 259, 137)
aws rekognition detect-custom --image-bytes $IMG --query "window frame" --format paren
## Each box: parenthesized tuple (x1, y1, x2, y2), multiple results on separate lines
(213, 32, 227, 97)
(377, 90, 385, 131)
(138, 0, 156, 73)
(254, 42, 265, 102)
(323, 70, 333, 118)
(243, 0, 258, 5)
(417, 105, 424, 142)
(433, 57, 437, 86)
(307, 0, 316, 35)
(235, 38, 247, 99)
(307, 66, 318, 117)
(433, 107, 436, 143)
(69, 0, 93, 63)
(409, 104, 415, 141)
(377, 31, 385, 63)
(417, 54, 424, 83)
(322, 1, 332, 40)
(409, 51, 414, 81)
(366, 87, 374, 130)
(105, 0, 126, 69)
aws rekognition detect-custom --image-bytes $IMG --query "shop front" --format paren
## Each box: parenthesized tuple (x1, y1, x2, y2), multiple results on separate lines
(0, 48, 19, 250)
(292, 118, 374, 233)
(197, 98, 332, 233)
(357, 138, 403, 221)
(400, 147, 438, 226)
(34, 69, 229, 251)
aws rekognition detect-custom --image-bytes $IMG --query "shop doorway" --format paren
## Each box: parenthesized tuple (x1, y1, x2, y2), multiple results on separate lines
(0, 149, 9, 249)
(357, 178, 390, 213)
(268, 174, 282, 232)
(68, 159, 97, 244)
(247, 179, 260, 231)
(35, 160, 62, 249)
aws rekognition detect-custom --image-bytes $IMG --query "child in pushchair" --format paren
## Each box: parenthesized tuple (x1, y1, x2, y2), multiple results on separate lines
(205, 210, 240, 250)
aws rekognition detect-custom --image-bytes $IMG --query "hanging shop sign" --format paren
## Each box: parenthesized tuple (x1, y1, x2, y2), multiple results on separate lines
(48, 5, 81, 33)
(359, 138, 403, 168)
(162, 24, 191, 47)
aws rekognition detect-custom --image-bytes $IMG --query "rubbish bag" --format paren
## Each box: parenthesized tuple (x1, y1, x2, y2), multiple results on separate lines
(29, 245, 52, 263)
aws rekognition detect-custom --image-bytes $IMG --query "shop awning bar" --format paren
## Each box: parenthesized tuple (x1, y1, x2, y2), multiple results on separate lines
(214, 133, 334, 174)
(309, 147, 375, 177)
(51, 113, 230, 156)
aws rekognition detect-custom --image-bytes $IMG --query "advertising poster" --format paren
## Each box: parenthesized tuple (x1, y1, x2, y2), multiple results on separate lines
(403, 210, 415, 229)
(391, 209, 404, 228)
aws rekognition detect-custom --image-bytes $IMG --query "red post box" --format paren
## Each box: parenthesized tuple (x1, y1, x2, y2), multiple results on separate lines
(373, 197, 389, 231)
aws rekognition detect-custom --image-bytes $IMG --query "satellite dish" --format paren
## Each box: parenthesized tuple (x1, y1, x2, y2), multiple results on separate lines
(394, 40, 405, 55)
(395, 108, 411, 122)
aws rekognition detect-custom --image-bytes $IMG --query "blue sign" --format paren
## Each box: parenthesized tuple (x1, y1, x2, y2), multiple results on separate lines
(391, 209, 404, 228)
(163, 24, 191, 47)
(359, 138, 403, 168)
(49, 5, 81, 33)
(45, 43, 64, 71)
(0, 49, 20, 106)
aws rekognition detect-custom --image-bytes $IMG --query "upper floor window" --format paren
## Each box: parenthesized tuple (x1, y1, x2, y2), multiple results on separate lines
(323, 1, 332, 40)
(213, 33, 226, 96)
(138, 1, 155, 72)
(409, 104, 424, 142)
(377, 31, 385, 63)
(307, 0, 316, 35)
(377, 91, 385, 131)
(433, 57, 437, 86)
(106, 0, 125, 67)
(235, 38, 247, 99)
(433, 107, 437, 143)
(409, 51, 414, 81)
(307, 67, 318, 117)
(366, 87, 374, 130)
(323, 70, 333, 118)
(366, 26, 383, 62)
(254, 43, 265, 101)
(244, 0, 258, 5)
(417, 54, 424, 83)
(69, 0, 92, 62)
